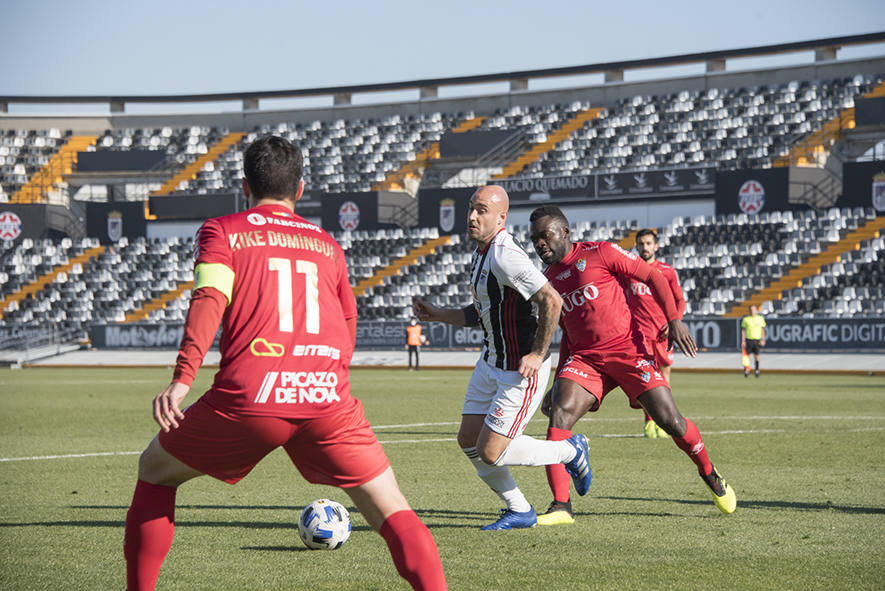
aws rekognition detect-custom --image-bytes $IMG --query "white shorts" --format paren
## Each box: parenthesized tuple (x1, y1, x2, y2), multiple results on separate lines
(462, 356, 552, 439)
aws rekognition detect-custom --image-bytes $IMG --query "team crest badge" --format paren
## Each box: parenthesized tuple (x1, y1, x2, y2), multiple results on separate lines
(575, 258, 586, 272)
(338, 201, 360, 231)
(107, 211, 123, 242)
(872, 172, 885, 212)
(439, 198, 455, 232)
(738, 180, 765, 214)
(0, 211, 22, 241)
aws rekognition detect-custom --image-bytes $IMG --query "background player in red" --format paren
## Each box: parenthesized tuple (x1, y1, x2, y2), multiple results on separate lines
(124, 136, 446, 591)
(528, 205, 736, 526)
(625, 228, 686, 438)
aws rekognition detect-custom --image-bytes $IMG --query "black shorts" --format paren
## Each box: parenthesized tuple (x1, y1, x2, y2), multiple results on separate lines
(745, 339, 762, 355)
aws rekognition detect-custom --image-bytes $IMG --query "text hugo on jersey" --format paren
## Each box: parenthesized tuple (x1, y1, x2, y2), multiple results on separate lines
(560, 283, 600, 313)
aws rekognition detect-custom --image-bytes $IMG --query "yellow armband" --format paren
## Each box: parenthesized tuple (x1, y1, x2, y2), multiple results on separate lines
(194, 262, 235, 305)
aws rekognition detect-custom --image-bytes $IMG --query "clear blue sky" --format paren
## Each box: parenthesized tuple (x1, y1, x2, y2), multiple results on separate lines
(2, 0, 884, 107)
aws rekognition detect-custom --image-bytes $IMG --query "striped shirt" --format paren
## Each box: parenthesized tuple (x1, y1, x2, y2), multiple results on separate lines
(469, 229, 548, 370)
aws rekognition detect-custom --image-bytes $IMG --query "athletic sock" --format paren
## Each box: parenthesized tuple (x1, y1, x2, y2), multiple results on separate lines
(462, 447, 531, 513)
(379, 510, 447, 591)
(643, 411, 653, 422)
(672, 418, 713, 476)
(493, 434, 573, 467)
(545, 428, 572, 503)
(755, 359, 760, 371)
(125, 479, 177, 591)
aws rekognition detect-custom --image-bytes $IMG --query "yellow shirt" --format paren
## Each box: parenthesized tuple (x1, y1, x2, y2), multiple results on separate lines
(741, 315, 766, 340)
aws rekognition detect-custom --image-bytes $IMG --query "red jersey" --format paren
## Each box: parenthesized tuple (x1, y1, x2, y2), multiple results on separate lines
(177, 203, 358, 419)
(623, 259, 685, 341)
(543, 241, 679, 356)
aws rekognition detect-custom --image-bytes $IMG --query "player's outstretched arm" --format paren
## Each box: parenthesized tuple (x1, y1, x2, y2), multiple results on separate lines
(519, 282, 562, 379)
(667, 318, 698, 358)
(413, 298, 477, 326)
(153, 381, 190, 432)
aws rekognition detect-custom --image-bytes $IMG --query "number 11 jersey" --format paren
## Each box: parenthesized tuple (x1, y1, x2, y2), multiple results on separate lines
(192, 203, 358, 418)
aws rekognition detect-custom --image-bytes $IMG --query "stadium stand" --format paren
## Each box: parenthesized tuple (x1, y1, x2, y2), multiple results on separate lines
(1, 38, 884, 356)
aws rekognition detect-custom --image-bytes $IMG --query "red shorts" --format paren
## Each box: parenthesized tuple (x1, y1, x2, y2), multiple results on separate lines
(646, 338, 674, 368)
(557, 347, 670, 410)
(158, 397, 390, 487)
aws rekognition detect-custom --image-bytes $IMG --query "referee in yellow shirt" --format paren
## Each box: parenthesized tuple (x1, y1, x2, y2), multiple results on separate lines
(740, 304, 767, 378)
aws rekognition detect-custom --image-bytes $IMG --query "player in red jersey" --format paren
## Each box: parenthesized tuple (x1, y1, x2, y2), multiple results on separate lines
(624, 228, 686, 439)
(124, 136, 446, 591)
(527, 205, 736, 525)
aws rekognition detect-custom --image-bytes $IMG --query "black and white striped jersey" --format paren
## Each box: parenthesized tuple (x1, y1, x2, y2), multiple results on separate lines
(469, 229, 548, 371)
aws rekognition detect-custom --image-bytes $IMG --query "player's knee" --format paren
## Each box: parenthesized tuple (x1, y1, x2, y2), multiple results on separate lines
(456, 431, 476, 449)
(657, 413, 686, 437)
(476, 445, 500, 465)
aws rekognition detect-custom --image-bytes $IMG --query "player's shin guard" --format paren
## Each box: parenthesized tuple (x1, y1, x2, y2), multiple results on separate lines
(672, 418, 713, 476)
(462, 447, 531, 513)
(379, 510, 447, 591)
(125, 480, 176, 591)
(545, 428, 573, 503)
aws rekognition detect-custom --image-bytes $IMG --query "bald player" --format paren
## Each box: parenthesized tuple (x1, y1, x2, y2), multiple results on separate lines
(414, 185, 591, 531)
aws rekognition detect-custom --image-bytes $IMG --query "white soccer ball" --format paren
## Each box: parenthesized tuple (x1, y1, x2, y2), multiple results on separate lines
(297, 499, 352, 550)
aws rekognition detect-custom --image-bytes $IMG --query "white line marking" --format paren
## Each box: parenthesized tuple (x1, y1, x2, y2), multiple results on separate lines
(3, 422, 883, 463)
(0, 451, 141, 462)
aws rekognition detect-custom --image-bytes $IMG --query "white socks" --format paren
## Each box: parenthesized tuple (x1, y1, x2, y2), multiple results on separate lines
(462, 447, 531, 513)
(493, 435, 574, 467)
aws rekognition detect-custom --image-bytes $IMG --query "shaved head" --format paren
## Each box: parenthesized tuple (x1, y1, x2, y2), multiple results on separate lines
(467, 185, 511, 248)
(473, 185, 510, 213)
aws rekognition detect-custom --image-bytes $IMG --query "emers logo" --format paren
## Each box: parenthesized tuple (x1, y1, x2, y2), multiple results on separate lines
(254, 371, 341, 404)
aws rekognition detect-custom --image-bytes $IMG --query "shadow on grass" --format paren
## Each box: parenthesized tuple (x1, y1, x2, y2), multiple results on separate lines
(595, 495, 885, 515)
(0, 519, 374, 532)
(241, 545, 309, 552)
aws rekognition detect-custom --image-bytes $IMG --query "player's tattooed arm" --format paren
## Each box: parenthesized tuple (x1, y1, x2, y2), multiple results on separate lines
(518, 282, 562, 378)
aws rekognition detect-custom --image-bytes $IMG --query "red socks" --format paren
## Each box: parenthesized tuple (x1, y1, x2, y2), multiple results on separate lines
(545, 427, 573, 503)
(379, 510, 447, 591)
(643, 410, 652, 422)
(672, 418, 713, 475)
(124, 480, 177, 591)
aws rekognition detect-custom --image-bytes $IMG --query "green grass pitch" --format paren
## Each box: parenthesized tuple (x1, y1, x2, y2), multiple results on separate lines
(1, 367, 884, 590)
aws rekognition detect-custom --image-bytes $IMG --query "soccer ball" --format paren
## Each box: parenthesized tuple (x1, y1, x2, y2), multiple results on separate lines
(297, 499, 352, 550)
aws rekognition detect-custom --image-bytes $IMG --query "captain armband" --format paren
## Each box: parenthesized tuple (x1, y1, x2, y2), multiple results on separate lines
(193, 262, 235, 305)
(462, 305, 480, 327)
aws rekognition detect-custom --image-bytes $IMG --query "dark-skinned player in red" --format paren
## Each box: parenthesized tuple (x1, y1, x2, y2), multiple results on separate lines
(528, 205, 736, 526)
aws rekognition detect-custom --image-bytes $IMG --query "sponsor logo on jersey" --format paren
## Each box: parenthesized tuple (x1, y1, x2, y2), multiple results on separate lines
(873, 172, 885, 212)
(561, 283, 599, 313)
(575, 258, 586, 272)
(292, 344, 341, 360)
(0, 211, 23, 241)
(254, 371, 341, 404)
(487, 415, 505, 428)
(555, 268, 572, 281)
(250, 337, 285, 357)
(635, 358, 657, 371)
(247, 212, 267, 226)
(562, 366, 589, 379)
(738, 180, 765, 214)
(630, 281, 652, 296)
